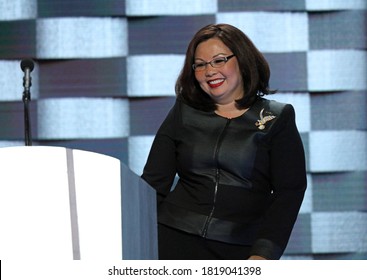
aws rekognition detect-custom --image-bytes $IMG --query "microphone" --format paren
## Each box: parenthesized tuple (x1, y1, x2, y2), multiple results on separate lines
(20, 59, 35, 146)
(20, 59, 35, 100)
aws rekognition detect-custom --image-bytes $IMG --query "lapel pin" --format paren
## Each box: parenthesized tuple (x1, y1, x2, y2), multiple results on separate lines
(255, 108, 276, 130)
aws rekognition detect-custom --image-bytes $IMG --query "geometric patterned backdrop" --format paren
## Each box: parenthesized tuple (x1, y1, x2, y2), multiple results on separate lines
(0, 0, 366, 259)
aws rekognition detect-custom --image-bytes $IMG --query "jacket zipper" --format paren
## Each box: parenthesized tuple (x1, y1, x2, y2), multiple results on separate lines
(202, 118, 231, 238)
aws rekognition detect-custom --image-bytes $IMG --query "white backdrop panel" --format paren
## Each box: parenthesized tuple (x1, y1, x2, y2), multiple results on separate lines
(310, 130, 367, 172)
(36, 17, 128, 59)
(217, 12, 309, 52)
(37, 98, 130, 139)
(0, 0, 37, 20)
(307, 50, 367, 91)
(127, 55, 183, 96)
(126, 0, 217, 16)
(0, 60, 39, 101)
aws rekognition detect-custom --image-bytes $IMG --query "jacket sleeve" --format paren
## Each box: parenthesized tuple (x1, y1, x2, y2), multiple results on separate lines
(250, 104, 307, 259)
(141, 101, 178, 204)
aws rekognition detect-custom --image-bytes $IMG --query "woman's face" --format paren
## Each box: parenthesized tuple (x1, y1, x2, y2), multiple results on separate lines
(194, 38, 244, 105)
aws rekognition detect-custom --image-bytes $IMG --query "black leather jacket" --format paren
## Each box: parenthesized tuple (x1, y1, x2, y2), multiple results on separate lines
(142, 97, 307, 259)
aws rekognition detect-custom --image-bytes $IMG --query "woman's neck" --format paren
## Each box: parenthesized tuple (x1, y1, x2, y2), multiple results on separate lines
(215, 101, 249, 119)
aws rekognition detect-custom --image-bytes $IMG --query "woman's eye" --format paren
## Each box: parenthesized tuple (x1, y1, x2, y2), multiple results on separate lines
(213, 58, 225, 64)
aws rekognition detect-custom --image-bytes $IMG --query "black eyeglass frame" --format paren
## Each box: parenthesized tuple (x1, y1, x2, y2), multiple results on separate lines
(192, 54, 236, 71)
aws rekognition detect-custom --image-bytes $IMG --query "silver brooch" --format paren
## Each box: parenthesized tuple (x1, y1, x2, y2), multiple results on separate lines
(255, 108, 276, 130)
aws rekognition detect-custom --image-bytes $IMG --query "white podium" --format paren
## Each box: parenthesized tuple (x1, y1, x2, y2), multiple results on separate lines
(0, 146, 157, 260)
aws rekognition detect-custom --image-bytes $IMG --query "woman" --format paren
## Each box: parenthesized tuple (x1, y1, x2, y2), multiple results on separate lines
(141, 23, 307, 260)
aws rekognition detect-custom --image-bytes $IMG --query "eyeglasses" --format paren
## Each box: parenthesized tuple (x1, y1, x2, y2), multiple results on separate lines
(192, 54, 235, 71)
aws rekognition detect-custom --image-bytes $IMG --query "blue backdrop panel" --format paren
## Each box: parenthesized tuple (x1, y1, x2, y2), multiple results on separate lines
(39, 58, 127, 98)
(0, 20, 36, 58)
(37, 0, 126, 17)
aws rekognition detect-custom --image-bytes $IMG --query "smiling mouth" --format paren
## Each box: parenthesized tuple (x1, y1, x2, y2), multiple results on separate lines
(208, 79, 225, 88)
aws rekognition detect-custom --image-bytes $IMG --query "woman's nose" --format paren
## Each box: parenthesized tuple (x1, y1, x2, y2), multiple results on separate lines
(205, 65, 217, 76)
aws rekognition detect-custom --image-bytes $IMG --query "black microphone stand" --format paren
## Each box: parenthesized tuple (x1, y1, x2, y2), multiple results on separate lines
(21, 59, 34, 146)
(23, 84, 32, 146)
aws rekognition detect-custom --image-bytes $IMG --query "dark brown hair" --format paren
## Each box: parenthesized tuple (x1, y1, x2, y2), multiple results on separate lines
(175, 23, 275, 111)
